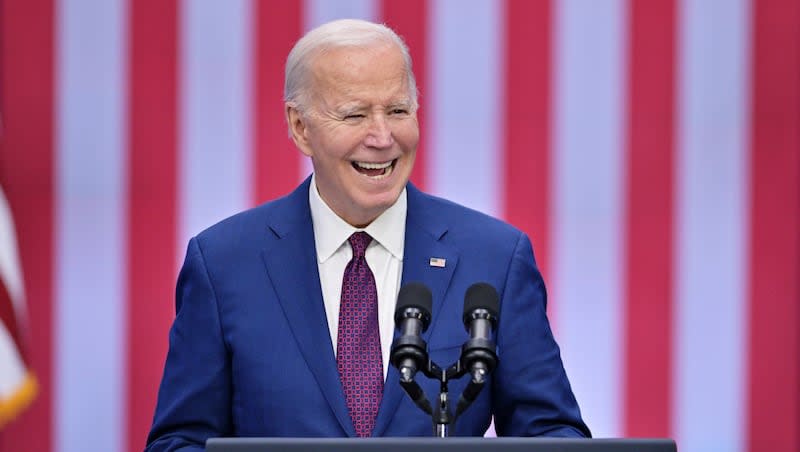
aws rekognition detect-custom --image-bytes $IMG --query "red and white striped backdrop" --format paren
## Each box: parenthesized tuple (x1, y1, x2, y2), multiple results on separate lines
(0, 0, 798, 451)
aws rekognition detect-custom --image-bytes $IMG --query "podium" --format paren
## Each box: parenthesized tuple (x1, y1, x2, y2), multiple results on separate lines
(206, 437, 677, 452)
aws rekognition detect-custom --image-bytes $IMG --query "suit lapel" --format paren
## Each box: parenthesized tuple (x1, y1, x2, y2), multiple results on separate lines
(372, 186, 459, 436)
(260, 180, 355, 437)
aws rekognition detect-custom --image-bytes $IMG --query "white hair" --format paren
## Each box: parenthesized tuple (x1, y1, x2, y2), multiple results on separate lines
(284, 18, 418, 114)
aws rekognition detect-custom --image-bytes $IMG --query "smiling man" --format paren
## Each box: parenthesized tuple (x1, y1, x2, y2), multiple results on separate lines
(145, 19, 589, 451)
(286, 34, 418, 228)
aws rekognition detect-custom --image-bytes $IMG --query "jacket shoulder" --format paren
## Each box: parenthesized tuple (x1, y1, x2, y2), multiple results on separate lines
(410, 188, 524, 244)
(191, 182, 309, 255)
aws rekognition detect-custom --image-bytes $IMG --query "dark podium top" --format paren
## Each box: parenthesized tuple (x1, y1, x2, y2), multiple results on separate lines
(206, 437, 677, 452)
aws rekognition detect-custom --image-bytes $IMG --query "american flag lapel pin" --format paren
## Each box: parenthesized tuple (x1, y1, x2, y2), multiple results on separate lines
(429, 257, 446, 268)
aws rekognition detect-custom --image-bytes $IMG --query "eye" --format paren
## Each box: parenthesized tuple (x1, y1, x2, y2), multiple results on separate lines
(343, 114, 365, 120)
(390, 108, 409, 115)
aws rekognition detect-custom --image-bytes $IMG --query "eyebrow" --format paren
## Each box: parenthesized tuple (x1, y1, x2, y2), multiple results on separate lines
(335, 99, 413, 116)
(336, 104, 366, 117)
(388, 100, 413, 109)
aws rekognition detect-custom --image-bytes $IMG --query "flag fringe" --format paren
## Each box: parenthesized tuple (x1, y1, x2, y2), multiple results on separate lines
(0, 371, 38, 428)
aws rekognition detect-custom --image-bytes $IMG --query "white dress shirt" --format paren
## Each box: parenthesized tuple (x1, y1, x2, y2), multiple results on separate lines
(309, 175, 406, 380)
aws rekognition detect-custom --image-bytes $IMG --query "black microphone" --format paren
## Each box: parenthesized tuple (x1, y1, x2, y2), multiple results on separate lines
(390, 283, 433, 383)
(460, 283, 499, 383)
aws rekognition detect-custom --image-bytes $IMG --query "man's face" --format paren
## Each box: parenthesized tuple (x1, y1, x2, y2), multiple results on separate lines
(287, 42, 419, 227)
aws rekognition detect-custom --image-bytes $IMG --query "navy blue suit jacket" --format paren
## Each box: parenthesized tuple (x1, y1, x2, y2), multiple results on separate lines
(146, 178, 589, 450)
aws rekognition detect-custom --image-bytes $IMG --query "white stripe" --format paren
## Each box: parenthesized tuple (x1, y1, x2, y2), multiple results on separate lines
(305, 0, 378, 29)
(179, 0, 253, 251)
(0, 188, 25, 315)
(551, 0, 627, 438)
(0, 187, 27, 398)
(55, 0, 126, 450)
(300, 0, 380, 180)
(0, 323, 26, 397)
(674, 0, 749, 450)
(428, 0, 503, 216)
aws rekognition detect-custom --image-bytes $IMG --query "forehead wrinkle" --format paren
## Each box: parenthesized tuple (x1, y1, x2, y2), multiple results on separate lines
(306, 44, 413, 113)
(316, 79, 412, 113)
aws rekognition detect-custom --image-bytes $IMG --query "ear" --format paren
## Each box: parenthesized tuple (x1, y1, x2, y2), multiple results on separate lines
(286, 103, 313, 157)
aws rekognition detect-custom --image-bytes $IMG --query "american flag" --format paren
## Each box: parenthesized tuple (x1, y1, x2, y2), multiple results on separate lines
(0, 0, 38, 433)
(0, 185, 38, 428)
(0, 0, 797, 451)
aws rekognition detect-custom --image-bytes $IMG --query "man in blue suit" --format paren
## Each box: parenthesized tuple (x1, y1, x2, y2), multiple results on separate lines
(146, 18, 589, 450)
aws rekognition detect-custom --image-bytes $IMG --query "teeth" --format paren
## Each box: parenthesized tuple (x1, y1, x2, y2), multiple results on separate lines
(371, 164, 394, 179)
(355, 161, 393, 170)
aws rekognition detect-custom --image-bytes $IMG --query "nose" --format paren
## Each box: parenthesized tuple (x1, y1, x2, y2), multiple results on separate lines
(364, 114, 394, 149)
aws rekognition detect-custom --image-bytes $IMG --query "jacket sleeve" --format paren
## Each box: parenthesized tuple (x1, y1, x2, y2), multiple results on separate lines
(145, 237, 232, 451)
(491, 232, 591, 438)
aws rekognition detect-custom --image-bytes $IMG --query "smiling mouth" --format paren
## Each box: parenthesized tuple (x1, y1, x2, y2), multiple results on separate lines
(352, 159, 397, 179)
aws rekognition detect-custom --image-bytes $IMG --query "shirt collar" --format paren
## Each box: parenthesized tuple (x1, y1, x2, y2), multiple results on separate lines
(309, 174, 407, 263)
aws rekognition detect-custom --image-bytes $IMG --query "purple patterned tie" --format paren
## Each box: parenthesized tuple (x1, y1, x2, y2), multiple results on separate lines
(337, 232, 383, 437)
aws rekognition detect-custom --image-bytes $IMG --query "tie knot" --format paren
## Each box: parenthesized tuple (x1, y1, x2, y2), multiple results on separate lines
(348, 232, 372, 259)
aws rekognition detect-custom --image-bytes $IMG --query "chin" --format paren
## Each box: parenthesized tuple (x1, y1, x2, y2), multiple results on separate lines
(361, 197, 395, 214)
(375, 184, 404, 203)
(356, 188, 401, 215)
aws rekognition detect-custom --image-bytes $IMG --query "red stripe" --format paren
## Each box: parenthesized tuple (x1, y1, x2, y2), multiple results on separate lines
(127, 1, 179, 451)
(747, 0, 800, 449)
(253, 1, 303, 204)
(623, 0, 676, 438)
(0, 278, 27, 365)
(0, 0, 54, 449)
(380, 0, 429, 191)
(502, 0, 552, 286)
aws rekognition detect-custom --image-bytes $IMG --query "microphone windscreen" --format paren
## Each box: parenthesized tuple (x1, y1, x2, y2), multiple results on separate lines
(396, 282, 433, 317)
(463, 282, 500, 319)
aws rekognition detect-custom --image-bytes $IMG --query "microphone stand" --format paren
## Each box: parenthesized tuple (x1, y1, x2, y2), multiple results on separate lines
(392, 283, 500, 437)
(397, 348, 495, 437)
